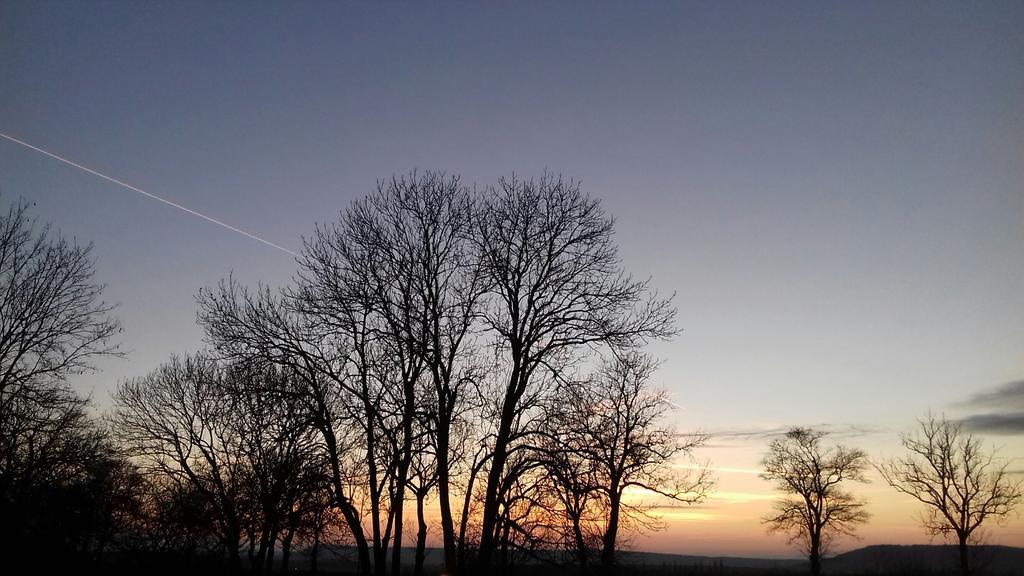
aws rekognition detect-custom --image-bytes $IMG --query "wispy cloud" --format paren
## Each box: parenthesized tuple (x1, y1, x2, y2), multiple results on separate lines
(675, 464, 764, 476)
(953, 379, 1024, 436)
(709, 491, 777, 504)
(707, 423, 886, 442)
(958, 412, 1024, 435)
(958, 380, 1024, 409)
(652, 510, 716, 522)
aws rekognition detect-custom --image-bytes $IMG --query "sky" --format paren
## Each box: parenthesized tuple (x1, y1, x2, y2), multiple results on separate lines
(1, 0, 1022, 557)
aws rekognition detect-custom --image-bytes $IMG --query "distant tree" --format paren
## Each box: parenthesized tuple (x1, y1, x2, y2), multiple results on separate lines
(135, 477, 221, 559)
(878, 414, 1023, 576)
(760, 428, 870, 576)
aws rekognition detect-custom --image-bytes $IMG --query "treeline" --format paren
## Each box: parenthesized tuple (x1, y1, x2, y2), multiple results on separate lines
(0, 175, 712, 575)
(5, 176, 1019, 576)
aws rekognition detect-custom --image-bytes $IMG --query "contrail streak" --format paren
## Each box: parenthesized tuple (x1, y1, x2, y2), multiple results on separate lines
(0, 131, 298, 256)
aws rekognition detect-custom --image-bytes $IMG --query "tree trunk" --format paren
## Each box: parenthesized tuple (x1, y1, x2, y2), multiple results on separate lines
(311, 528, 320, 574)
(959, 534, 970, 576)
(373, 533, 387, 576)
(281, 525, 294, 573)
(478, 367, 522, 568)
(573, 514, 589, 570)
(809, 534, 821, 576)
(267, 527, 279, 573)
(337, 497, 372, 576)
(363, 395, 385, 576)
(391, 375, 417, 576)
(389, 497, 404, 576)
(415, 491, 429, 576)
(227, 536, 243, 575)
(498, 520, 512, 570)
(601, 488, 621, 568)
(436, 406, 458, 575)
(323, 421, 372, 576)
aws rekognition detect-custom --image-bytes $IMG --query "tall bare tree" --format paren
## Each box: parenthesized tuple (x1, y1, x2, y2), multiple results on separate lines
(298, 173, 483, 575)
(473, 175, 677, 568)
(760, 428, 869, 576)
(878, 414, 1023, 576)
(201, 174, 486, 576)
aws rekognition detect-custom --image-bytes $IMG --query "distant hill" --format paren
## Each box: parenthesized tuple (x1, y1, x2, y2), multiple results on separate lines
(287, 544, 1024, 574)
(616, 550, 805, 570)
(828, 545, 1024, 575)
(615, 545, 1024, 575)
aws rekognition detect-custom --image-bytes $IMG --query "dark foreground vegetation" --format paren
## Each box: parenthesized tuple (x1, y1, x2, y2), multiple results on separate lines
(23, 545, 1024, 576)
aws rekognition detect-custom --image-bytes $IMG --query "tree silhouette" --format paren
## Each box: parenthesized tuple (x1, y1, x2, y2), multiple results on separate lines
(198, 280, 384, 576)
(112, 355, 249, 572)
(544, 353, 711, 571)
(878, 414, 1023, 576)
(473, 175, 677, 569)
(296, 172, 483, 576)
(761, 428, 870, 576)
(0, 198, 122, 571)
(112, 355, 326, 573)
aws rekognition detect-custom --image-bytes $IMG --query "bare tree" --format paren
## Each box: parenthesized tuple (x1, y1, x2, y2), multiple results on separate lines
(298, 173, 483, 576)
(224, 362, 321, 574)
(473, 175, 677, 568)
(377, 174, 483, 576)
(548, 353, 711, 570)
(201, 174, 486, 576)
(408, 411, 438, 576)
(538, 417, 600, 570)
(760, 428, 869, 576)
(198, 280, 382, 576)
(878, 414, 1023, 576)
(0, 198, 121, 567)
(111, 354, 249, 571)
(0, 198, 120, 396)
(113, 354, 332, 574)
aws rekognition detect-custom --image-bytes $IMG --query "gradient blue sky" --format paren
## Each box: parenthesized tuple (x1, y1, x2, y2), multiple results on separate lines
(2, 1, 1022, 554)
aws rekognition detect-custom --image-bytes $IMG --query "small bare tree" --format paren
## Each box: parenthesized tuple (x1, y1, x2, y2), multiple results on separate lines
(761, 428, 869, 576)
(550, 353, 711, 570)
(111, 354, 248, 571)
(878, 414, 1023, 576)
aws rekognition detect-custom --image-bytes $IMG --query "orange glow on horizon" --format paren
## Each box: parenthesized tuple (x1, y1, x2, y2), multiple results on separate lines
(399, 440, 1024, 558)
